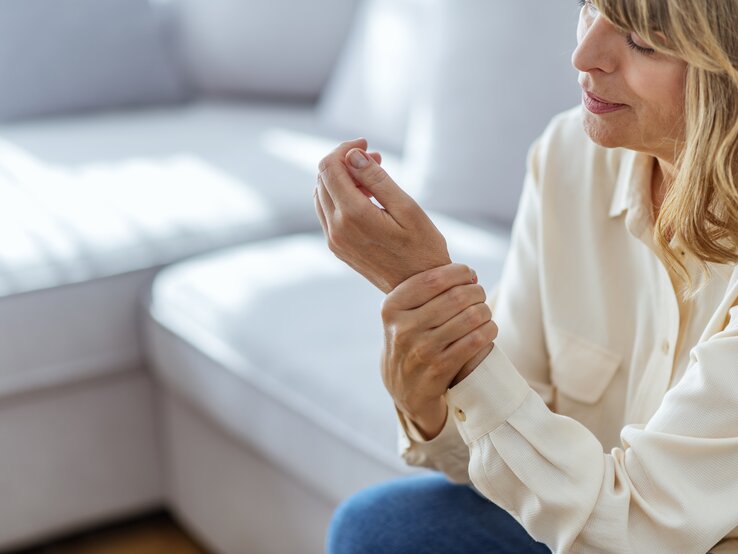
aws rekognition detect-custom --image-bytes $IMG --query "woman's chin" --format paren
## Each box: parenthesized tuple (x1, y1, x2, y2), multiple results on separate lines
(581, 115, 627, 149)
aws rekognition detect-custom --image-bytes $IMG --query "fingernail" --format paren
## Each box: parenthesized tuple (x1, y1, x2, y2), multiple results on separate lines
(471, 269, 478, 284)
(349, 150, 369, 169)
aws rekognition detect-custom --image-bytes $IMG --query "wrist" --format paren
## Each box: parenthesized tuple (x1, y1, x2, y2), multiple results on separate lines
(450, 343, 494, 388)
(403, 397, 448, 441)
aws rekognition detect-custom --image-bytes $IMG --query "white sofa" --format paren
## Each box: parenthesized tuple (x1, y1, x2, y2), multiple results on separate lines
(0, 1, 579, 552)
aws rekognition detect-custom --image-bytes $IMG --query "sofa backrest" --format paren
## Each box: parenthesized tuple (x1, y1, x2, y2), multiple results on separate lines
(0, 0, 188, 123)
(172, 0, 359, 102)
(405, 1, 582, 226)
(316, 0, 582, 226)
(317, 0, 430, 154)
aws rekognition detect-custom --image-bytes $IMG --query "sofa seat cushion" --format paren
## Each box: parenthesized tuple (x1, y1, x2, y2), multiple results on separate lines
(0, 100, 383, 297)
(0, 100, 395, 398)
(145, 215, 511, 501)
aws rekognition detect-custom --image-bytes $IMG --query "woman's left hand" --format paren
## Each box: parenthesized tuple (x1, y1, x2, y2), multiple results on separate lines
(314, 138, 452, 293)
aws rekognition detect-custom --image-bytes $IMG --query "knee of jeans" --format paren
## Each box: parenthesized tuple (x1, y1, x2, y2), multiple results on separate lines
(326, 489, 373, 554)
(326, 483, 407, 554)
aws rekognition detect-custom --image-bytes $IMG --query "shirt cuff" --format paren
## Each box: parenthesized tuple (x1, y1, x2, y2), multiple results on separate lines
(396, 403, 458, 450)
(445, 344, 531, 444)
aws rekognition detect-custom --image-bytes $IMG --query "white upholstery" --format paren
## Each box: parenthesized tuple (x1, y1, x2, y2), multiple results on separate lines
(0, 269, 154, 400)
(0, 100, 391, 399)
(405, 0, 581, 225)
(0, 0, 187, 122)
(173, 0, 359, 100)
(145, 215, 511, 548)
(161, 390, 336, 554)
(0, 96, 405, 549)
(318, 0, 432, 153)
(0, 1, 585, 550)
(0, 371, 162, 550)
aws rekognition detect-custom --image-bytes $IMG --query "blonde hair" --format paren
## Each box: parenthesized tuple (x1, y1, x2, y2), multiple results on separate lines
(591, 0, 738, 300)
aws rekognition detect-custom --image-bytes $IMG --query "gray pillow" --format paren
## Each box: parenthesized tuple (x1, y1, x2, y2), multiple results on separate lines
(0, 0, 189, 122)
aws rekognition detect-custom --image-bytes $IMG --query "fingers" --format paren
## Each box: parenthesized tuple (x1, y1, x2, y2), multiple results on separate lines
(344, 147, 413, 214)
(313, 186, 329, 235)
(430, 301, 493, 347)
(317, 138, 368, 207)
(367, 151, 382, 164)
(316, 174, 335, 216)
(383, 263, 477, 314)
(361, 152, 382, 197)
(415, 284, 487, 328)
(442, 320, 498, 368)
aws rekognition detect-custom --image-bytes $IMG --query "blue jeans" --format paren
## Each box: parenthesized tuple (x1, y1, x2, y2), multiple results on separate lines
(327, 473, 551, 554)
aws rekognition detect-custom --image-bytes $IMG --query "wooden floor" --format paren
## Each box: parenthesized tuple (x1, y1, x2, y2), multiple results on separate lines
(10, 512, 210, 554)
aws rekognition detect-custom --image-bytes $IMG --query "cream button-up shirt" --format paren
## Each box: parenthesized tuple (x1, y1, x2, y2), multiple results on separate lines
(398, 107, 738, 554)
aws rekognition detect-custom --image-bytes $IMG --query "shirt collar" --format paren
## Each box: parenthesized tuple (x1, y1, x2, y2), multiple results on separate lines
(608, 148, 657, 242)
(608, 148, 654, 219)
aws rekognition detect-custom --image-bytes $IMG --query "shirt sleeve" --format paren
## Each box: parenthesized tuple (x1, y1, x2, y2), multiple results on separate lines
(396, 404, 472, 484)
(397, 138, 555, 475)
(446, 297, 738, 553)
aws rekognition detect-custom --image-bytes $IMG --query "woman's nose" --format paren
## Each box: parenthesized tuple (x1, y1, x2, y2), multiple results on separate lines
(571, 14, 619, 75)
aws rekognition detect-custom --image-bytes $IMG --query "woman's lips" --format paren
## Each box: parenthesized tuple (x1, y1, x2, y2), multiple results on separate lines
(583, 91, 627, 114)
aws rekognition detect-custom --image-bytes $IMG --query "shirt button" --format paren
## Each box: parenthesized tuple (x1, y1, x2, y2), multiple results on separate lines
(662, 339, 670, 354)
(454, 407, 466, 422)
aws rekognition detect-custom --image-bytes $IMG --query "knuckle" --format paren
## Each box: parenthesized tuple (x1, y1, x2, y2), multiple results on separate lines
(448, 286, 468, 309)
(470, 331, 488, 349)
(393, 325, 413, 348)
(422, 270, 443, 290)
(338, 203, 360, 222)
(318, 157, 330, 174)
(463, 305, 483, 327)
(452, 263, 472, 278)
(381, 297, 398, 322)
(331, 212, 348, 234)
(473, 284, 487, 302)
(488, 319, 499, 341)
(364, 164, 387, 183)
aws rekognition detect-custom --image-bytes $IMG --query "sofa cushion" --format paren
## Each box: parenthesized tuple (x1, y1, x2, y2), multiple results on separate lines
(0, 100, 401, 398)
(0, 0, 187, 122)
(145, 216, 511, 502)
(0, 100, 392, 297)
(404, 0, 581, 225)
(318, 0, 432, 153)
(173, 0, 358, 100)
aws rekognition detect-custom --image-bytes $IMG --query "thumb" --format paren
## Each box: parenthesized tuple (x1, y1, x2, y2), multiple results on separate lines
(345, 148, 413, 214)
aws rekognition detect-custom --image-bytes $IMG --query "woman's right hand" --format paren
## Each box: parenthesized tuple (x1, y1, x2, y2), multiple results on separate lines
(380, 263, 499, 440)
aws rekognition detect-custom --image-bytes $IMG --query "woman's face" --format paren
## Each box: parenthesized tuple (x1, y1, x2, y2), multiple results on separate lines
(571, 1, 688, 163)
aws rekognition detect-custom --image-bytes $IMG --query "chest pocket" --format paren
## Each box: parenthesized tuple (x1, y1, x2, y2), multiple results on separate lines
(548, 325, 622, 405)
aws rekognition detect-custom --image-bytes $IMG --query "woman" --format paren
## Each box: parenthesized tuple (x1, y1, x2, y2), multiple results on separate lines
(313, 1, 738, 552)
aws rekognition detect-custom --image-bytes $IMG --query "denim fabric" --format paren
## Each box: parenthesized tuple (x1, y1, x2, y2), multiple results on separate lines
(327, 473, 551, 553)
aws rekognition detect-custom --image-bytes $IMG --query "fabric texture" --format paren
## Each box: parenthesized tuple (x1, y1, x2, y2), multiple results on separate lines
(0, 0, 187, 122)
(173, 0, 357, 100)
(398, 107, 738, 553)
(317, 0, 431, 153)
(327, 473, 551, 553)
(0, 101, 340, 298)
(146, 215, 511, 504)
(403, 0, 580, 225)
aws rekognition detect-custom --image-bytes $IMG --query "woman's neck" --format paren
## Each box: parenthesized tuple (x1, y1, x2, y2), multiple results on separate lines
(651, 157, 677, 222)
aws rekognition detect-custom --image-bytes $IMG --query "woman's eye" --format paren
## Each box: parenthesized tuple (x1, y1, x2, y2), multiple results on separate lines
(626, 34, 656, 55)
(578, 0, 596, 10)
(578, 0, 598, 16)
